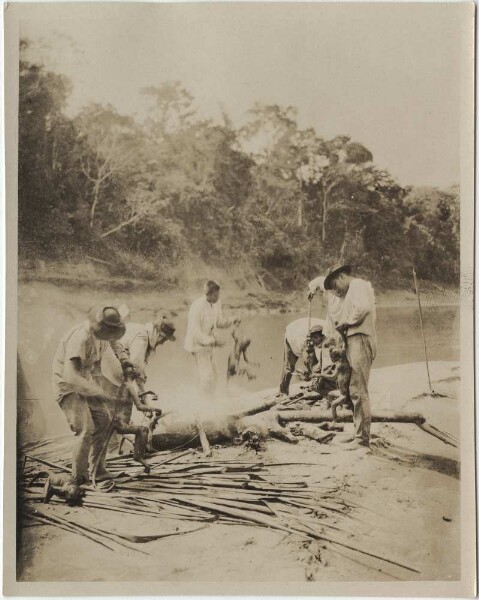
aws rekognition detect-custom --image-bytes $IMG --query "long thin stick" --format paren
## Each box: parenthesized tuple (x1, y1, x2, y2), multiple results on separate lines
(24, 454, 71, 474)
(307, 296, 312, 332)
(412, 267, 434, 394)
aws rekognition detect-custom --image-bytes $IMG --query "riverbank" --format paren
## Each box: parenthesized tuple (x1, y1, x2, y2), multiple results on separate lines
(17, 360, 460, 584)
(18, 268, 459, 317)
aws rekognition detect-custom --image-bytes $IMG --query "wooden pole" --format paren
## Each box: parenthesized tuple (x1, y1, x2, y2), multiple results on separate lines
(412, 267, 434, 394)
(298, 169, 303, 227)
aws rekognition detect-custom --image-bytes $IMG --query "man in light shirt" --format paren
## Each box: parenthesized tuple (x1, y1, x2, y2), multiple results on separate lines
(52, 306, 130, 485)
(184, 280, 240, 400)
(280, 318, 325, 396)
(323, 264, 377, 449)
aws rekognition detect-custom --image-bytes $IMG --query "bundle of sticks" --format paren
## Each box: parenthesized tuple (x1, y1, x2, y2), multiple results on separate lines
(19, 439, 421, 580)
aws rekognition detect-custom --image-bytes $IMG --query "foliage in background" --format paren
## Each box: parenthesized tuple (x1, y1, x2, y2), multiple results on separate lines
(18, 42, 460, 289)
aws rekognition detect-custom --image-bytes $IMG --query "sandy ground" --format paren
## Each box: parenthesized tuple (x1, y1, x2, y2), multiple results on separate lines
(17, 361, 460, 583)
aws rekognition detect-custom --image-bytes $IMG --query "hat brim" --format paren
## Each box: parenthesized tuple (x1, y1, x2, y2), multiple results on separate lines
(94, 323, 126, 341)
(324, 265, 352, 290)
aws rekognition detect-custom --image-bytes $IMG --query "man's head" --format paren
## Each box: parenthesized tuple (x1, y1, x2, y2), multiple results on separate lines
(153, 317, 176, 346)
(323, 264, 353, 297)
(309, 324, 325, 347)
(89, 306, 126, 341)
(204, 280, 221, 304)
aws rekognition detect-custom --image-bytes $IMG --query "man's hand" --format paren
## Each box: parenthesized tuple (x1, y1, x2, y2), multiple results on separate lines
(335, 322, 349, 336)
(120, 359, 140, 380)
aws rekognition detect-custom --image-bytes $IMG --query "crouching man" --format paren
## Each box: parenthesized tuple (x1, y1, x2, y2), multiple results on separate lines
(52, 306, 130, 485)
(279, 318, 325, 396)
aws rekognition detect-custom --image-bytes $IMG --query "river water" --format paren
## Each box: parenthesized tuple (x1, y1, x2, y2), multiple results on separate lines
(17, 295, 460, 434)
(145, 304, 460, 405)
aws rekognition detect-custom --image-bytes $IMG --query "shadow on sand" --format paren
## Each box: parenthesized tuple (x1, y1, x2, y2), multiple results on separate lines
(371, 443, 460, 480)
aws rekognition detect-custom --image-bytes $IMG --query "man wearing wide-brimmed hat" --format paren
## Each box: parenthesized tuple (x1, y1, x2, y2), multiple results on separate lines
(52, 306, 131, 485)
(323, 264, 377, 450)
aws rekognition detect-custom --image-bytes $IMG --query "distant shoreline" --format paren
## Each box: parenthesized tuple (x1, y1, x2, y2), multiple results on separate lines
(18, 271, 460, 317)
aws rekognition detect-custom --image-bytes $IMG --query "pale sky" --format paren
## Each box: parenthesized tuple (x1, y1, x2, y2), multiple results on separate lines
(20, 2, 470, 188)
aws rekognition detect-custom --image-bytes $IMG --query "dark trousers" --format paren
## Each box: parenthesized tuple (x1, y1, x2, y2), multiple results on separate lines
(279, 339, 298, 395)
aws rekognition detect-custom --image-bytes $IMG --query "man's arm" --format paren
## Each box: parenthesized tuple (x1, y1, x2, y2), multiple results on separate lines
(63, 358, 114, 399)
(110, 340, 129, 362)
(127, 331, 149, 381)
(62, 330, 115, 399)
(340, 280, 372, 328)
(216, 300, 240, 329)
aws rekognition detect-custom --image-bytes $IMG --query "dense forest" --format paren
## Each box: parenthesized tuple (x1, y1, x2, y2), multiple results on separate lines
(18, 40, 460, 291)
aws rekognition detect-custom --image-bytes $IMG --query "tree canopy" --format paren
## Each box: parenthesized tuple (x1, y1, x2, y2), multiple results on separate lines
(18, 43, 460, 289)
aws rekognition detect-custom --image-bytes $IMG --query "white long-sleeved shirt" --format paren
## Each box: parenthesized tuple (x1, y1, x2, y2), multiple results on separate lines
(339, 278, 377, 340)
(184, 296, 233, 354)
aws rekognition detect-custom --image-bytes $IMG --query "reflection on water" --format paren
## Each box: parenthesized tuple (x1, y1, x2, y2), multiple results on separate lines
(146, 305, 460, 403)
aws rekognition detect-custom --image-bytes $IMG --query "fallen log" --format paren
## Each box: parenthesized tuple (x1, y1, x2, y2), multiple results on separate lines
(278, 409, 426, 425)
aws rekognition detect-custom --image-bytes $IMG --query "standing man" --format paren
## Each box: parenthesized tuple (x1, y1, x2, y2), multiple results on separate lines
(323, 264, 377, 449)
(52, 306, 130, 485)
(280, 318, 325, 396)
(184, 280, 240, 400)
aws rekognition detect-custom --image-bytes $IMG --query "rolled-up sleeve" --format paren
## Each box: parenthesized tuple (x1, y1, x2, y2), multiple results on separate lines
(110, 340, 129, 362)
(128, 331, 149, 380)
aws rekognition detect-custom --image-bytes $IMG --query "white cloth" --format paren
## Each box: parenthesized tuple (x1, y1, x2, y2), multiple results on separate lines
(184, 296, 233, 354)
(308, 276, 344, 339)
(308, 276, 325, 295)
(285, 317, 324, 358)
(339, 278, 377, 342)
(194, 348, 218, 399)
(324, 293, 345, 339)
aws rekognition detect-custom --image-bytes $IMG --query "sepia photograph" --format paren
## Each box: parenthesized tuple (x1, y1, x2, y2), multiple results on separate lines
(3, 1, 475, 596)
